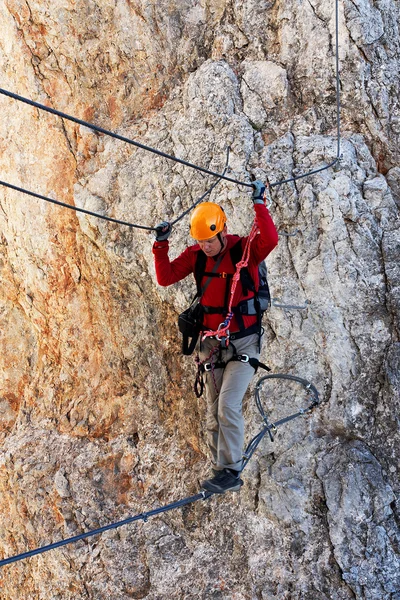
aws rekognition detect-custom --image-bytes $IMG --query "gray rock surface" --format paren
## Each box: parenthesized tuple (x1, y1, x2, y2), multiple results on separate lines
(317, 440, 400, 600)
(0, 0, 399, 598)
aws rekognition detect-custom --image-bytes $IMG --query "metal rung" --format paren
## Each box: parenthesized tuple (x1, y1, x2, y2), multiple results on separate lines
(278, 228, 300, 237)
(271, 298, 311, 310)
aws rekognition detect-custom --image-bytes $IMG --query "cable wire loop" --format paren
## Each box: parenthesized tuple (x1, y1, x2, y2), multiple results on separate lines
(0, 0, 341, 227)
(0, 371, 321, 568)
(0, 88, 252, 189)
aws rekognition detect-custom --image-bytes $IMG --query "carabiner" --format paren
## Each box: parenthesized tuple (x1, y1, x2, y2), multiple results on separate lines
(216, 322, 230, 342)
(217, 334, 230, 347)
(237, 354, 249, 363)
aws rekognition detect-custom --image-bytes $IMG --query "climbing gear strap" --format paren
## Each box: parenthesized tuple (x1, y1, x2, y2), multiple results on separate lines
(201, 217, 259, 345)
(226, 322, 261, 341)
(200, 354, 270, 374)
(199, 253, 225, 296)
(194, 340, 271, 398)
(179, 253, 225, 355)
(194, 344, 221, 398)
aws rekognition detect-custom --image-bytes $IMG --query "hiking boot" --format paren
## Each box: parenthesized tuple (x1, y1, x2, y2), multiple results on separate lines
(201, 469, 243, 494)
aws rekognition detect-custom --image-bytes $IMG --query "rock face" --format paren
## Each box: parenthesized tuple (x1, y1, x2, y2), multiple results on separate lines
(0, 0, 399, 599)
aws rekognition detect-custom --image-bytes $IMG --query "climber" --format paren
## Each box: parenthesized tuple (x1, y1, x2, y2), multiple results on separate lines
(152, 182, 278, 493)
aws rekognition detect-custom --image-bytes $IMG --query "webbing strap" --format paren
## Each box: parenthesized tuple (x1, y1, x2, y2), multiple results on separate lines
(200, 355, 270, 373)
(199, 253, 225, 296)
(202, 216, 260, 342)
(181, 254, 225, 355)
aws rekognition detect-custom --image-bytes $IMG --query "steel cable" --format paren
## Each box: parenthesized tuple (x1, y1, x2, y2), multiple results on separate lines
(241, 374, 320, 471)
(0, 88, 252, 189)
(0, 373, 320, 568)
(0, 0, 341, 227)
(0, 147, 230, 231)
(0, 492, 213, 567)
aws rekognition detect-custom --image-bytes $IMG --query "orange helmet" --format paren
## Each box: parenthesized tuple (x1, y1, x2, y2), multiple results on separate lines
(190, 203, 226, 240)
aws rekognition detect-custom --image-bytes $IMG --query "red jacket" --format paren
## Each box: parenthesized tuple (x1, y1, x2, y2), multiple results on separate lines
(153, 203, 278, 332)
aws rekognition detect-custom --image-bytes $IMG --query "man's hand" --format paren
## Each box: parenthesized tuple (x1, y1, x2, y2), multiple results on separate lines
(251, 180, 266, 205)
(154, 221, 172, 241)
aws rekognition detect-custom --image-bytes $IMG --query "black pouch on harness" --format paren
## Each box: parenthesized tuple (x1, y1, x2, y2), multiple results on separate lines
(178, 252, 224, 356)
(178, 298, 204, 356)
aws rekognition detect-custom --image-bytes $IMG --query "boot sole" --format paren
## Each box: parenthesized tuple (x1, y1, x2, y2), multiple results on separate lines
(201, 479, 243, 494)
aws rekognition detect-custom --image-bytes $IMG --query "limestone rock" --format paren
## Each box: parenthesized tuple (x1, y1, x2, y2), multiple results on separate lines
(241, 60, 288, 130)
(317, 440, 400, 600)
(387, 166, 400, 208)
(0, 0, 399, 598)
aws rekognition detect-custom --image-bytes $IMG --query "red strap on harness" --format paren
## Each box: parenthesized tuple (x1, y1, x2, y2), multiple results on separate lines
(201, 217, 259, 344)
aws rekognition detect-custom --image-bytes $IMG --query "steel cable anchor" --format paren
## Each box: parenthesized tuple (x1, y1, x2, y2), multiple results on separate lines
(271, 298, 311, 311)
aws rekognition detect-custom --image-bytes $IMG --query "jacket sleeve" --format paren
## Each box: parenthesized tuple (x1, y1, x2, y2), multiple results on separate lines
(152, 241, 195, 286)
(249, 202, 279, 264)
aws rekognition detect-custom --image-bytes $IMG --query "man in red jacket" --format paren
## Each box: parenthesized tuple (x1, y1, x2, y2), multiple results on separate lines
(153, 181, 278, 493)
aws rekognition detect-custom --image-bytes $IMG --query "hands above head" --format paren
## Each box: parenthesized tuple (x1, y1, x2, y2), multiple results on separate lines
(251, 180, 267, 205)
(154, 221, 172, 241)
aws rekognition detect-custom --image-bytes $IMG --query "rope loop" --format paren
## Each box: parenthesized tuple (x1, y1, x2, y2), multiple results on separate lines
(202, 217, 259, 342)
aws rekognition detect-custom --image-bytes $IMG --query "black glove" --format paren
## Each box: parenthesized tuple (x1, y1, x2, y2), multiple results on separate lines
(154, 221, 172, 241)
(251, 180, 266, 204)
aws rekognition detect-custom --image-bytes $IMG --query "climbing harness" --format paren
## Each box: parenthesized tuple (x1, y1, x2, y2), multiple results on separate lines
(194, 344, 221, 397)
(179, 253, 225, 355)
(0, 372, 320, 568)
(201, 216, 260, 345)
(193, 225, 274, 395)
(0, 0, 341, 227)
(181, 201, 272, 356)
(184, 234, 271, 361)
(194, 340, 271, 399)
(194, 237, 271, 323)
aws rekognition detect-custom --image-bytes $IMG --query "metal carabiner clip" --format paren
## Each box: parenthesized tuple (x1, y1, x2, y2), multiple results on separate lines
(216, 323, 230, 343)
(217, 334, 230, 347)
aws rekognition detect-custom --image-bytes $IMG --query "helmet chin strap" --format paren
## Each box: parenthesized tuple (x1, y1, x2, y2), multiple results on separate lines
(216, 232, 225, 256)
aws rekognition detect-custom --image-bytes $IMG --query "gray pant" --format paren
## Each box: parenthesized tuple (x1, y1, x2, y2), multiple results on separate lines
(199, 333, 261, 472)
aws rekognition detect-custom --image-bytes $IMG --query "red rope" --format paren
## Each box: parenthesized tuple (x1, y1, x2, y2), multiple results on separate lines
(194, 344, 221, 396)
(201, 217, 259, 343)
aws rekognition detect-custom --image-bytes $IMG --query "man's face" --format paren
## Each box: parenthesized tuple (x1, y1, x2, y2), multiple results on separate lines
(197, 227, 227, 257)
